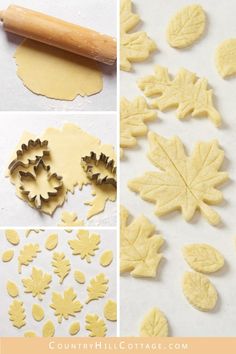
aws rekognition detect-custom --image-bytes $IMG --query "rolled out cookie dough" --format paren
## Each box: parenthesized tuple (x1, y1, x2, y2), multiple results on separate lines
(14, 39, 103, 100)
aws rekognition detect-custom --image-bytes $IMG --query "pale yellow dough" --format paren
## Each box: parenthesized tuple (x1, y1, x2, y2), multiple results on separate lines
(140, 308, 168, 337)
(215, 39, 236, 78)
(7, 281, 19, 298)
(85, 314, 107, 337)
(86, 273, 109, 304)
(52, 252, 71, 284)
(32, 304, 44, 322)
(100, 250, 113, 267)
(183, 244, 224, 273)
(5, 230, 20, 245)
(68, 230, 100, 263)
(2, 249, 14, 262)
(18, 243, 41, 273)
(22, 267, 52, 300)
(69, 322, 80, 336)
(45, 233, 58, 251)
(9, 300, 26, 329)
(182, 271, 218, 311)
(58, 211, 84, 232)
(103, 300, 117, 321)
(24, 331, 37, 337)
(42, 321, 55, 337)
(14, 39, 103, 100)
(166, 4, 206, 48)
(74, 270, 86, 284)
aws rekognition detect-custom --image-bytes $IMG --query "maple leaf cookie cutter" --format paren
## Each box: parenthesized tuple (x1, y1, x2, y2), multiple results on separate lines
(81, 152, 117, 188)
(19, 160, 63, 209)
(8, 139, 50, 174)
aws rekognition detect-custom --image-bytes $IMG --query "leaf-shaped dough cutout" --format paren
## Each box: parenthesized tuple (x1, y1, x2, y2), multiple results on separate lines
(18, 243, 41, 273)
(2, 249, 14, 262)
(32, 304, 44, 321)
(24, 331, 37, 337)
(9, 300, 26, 329)
(5, 230, 20, 245)
(42, 320, 55, 337)
(7, 281, 19, 298)
(85, 314, 107, 337)
(140, 308, 168, 337)
(215, 39, 236, 78)
(86, 273, 109, 304)
(69, 322, 80, 336)
(45, 233, 58, 250)
(74, 270, 86, 284)
(104, 300, 117, 321)
(182, 271, 218, 311)
(50, 288, 83, 323)
(68, 230, 100, 263)
(183, 244, 224, 273)
(22, 267, 52, 300)
(100, 250, 113, 267)
(52, 252, 70, 284)
(167, 4, 206, 48)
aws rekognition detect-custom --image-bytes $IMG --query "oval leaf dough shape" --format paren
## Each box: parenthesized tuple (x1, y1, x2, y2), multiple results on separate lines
(32, 304, 44, 321)
(183, 244, 224, 273)
(7, 281, 19, 298)
(24, 331, 37, 337)
(167, 4, 206, 48)
(2, 250, 14, 262)
(100, 250, 113, 267)
(215, 39, 236, 78)
(45, 233, 58, 251)
(74, 270, 86, 284)
(42, 321, 55, 337)
(5, 230, 20, 245)
(69, 322, 80, 336)
(140, 308, 168, 337)
(14, 39, 103, 101)
(103, 300, 117, 321)
(182, 271, 218, 311)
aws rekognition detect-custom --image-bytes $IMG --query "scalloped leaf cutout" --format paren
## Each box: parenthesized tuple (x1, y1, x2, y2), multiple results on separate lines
(85, 314, 107, 337)
(9, 300, 26, 329)
(86, 273, 109, 304)
(52, 252, 70, 284)
(22, 267, 52, 300)
(215, 38, 236, 78)
(140, 308, 168, 337)
(68, 230, 100, 263)
(18, 243, 41, 273)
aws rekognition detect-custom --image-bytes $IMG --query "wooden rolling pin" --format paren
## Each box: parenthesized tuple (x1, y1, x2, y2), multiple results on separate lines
(0, 4, 117, 65)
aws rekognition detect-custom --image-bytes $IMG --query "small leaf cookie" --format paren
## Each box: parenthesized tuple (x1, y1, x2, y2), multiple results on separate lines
(24, 331, 37, 337)
(69, 322, 80, 336)
(42, 321, 55, 337)
(100, 250, 113, 267)
(104, 300, 117, 321)
(45, 233, 58, 250)
(86, 273, 109, 304)
(52, 252, 70, 284)
(22, 267, 52, 300)
(5, 229, 20, 245)
(68, 230, 100, 263)
(18, 243, 40, 273)
(32, 304, 44, 321)
(85, 314, 107, 337)
(2, 249, 14, 262)
(182, 271, 218, 311)
(215, 39, 236, 78)
(7, 281, 19, 298)
(166, 4, 206, 48)
(74, 270, 86, 284)
(9, 300, 26, 329)
(140, 308, 168, 337)
(183, 244, 224, 273)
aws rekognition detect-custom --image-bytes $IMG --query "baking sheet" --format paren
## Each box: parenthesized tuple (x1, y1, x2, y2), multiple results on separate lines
(120, 0, 236, 336)
(0, 0, 117, 111)
(0, 112, 117, 226)
(0, 228, 117, 336)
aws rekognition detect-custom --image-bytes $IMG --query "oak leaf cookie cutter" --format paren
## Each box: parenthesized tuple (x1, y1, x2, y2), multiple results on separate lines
(19, 160, 63, 209)
(81, 152, 117, 188)
(8, 139, 50, 174)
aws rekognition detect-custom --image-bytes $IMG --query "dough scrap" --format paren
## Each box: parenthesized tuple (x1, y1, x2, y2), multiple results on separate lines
(25, 229, 44, 237)
(14, 39, 103, 100)
(45, 233, 58, 251)
(5, 230, 20, 245)
(18, 243, 41, 273)
(100, 250, 113, 267)
(182, 271, 218, 311)
(7, 123, 116, 218)
(138, 65, 222, 127)
(69, 322, 80, 336)
(120, 97, 157, 157)
(74, 270, 86, 284)
(166, 4, 206, 48)
(86, 273, 109, 304)
(22, 267, 52, 301)
(215, 39, 236, 78)
(9, 300, 26, 329)
(68, 230, 100, 263)
(42, 320, 55, 337)
(120, 0, 156, 71)
(128, 132, 228, 225)
(140, 308, 168, 337)
(104, 300, 117, 321)
(58, 211, 84, 232)
(120, 205, 164, 277)
(2, 249, 14, 262)
(183, 244, 224, 273)
(52, 252, 71, 284)
(85, 314, 107, 337)
(32, 304, 44, 322)
(7, 281, 19, 298)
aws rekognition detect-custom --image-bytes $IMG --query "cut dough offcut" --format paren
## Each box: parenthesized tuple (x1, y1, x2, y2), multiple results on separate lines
(14, 39, 103, 100)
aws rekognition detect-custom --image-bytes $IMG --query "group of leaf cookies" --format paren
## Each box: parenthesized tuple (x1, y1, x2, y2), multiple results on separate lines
(2, 229, 117, 337)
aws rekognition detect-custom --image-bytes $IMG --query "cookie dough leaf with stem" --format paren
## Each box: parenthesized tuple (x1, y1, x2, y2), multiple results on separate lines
(9, 300, 26, 329)
(215, 39, 236, 78)
(50, 288, 83, 324)
(120, 205, 164, 277)
(128, 132, 228, 225)
(18, 243, 41, 273)
(120, 97, 157, 157)
(86, 273, 109, 304)
(166, 4, 206, 48)
(22, 267, 52, 301)
(68, 230, 100, 263)
(138, 65, 221, 127)
(52, 252, 71, 284)
(120, 0, 156, 71)
(140, 308, 168, 337)
(85, 314, 107, 337)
